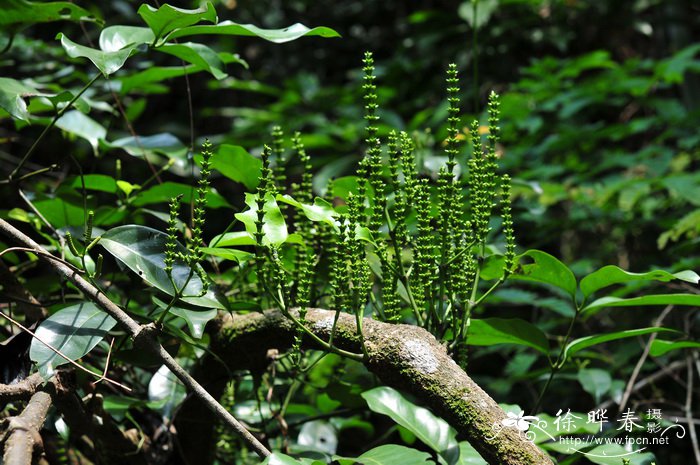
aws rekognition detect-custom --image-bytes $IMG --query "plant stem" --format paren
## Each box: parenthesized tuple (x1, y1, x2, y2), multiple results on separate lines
(9, 74, 101, 181)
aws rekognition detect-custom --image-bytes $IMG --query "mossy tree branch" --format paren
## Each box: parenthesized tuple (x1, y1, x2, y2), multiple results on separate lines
(208, 308, 554, 465)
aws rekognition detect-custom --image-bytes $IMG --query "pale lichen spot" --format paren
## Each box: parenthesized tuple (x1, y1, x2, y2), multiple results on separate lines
(403, 339, 438, 374)
(313, 316, 335, 333)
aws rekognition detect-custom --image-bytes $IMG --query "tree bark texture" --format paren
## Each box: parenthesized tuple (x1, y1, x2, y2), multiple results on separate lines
(204, 308, 554, 465)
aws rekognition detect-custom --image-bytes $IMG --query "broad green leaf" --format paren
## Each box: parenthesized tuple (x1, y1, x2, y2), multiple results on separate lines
(577, 368, 611, 404)
(67, 174, 117, 193)
(57, 33, 140, 76)
(148, 364, 186, 417)
(650, 339, 700, 357)
(455, 442, 487, 465)
(99, 26, 154, 52)
(260, 453, 305, 465)
(200, 247, 253, 263)
(131, 182, 231, 209)
(170, 307, 217, 339)
(55, 110, 106, 155)
(138, 2, 217, 42)
(100, 225, 226, 309)
(106, 133, 187, 159)
(29, 302, 116, 379)
(466, 318, 550, 355)
(209, 231, 256, 247)
(563, 327, 679, 361)
(203, 144, 261, 190)
(511, 250, 577, 298)
(168, 21, 340, 43)
(582, 293, 700, 316)
(580, 265, 700, 298)
(0, 77, 45, 121)
(157, 42, 227, 80)
(362, 386, 457, 454)
(277, 194, 339, 228)
(1, 0, 96, 28)
(236, 193, 288, 246)
(335, 445, 433, 465)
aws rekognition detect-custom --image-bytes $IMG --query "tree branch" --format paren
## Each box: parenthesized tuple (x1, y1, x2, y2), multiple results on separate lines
(2, 389, 52, 465)
(0, 219, 271, 459)
(208, 308, 554, 465)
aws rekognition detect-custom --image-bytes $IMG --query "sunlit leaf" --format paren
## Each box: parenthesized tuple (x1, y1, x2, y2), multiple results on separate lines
(200, 247, 253, 263)
(148, 364, 186, 417)
(335, 445, 434, 465)
(100, 225, 226, 309)
(580, 265, 699, 299)
(56, 110, 106, 154)
(168, 21, 340, 43)
(131, 181, 231, 209)
(563, 327, 679, 361)
(466, 318, 550, 355)
(0, 77, 46, 121)
(276, 194, 339, 229)
(157, 42, 227, 80)
(29, 302, 116, 379)
(236, 193, 288, 246)
(99, 25, 154, 52)
(57, 33, 140, 76)
(511, 250, 577, 298)
(582, 293, 700, 317)
(1, 0, 96, 28)
(138, 1, 217, 42)
(649, 339, 700, 357)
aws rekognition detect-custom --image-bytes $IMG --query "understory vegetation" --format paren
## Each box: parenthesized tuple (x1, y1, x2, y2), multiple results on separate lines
(1, 1, 699, 465)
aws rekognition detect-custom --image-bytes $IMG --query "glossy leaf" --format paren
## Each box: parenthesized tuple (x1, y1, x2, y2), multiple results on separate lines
(157, 42, 227, 80)
(168, 20, 340, 43)
(335, 445, 434, 465)
(650, 339, 700, 357)
(29, 302, 116, 379)
(511, 250, 577, 298)
(56, 110, 106, 154)
(200, 247, 253, 263)
(580, 265, 700, 298)
(99, 26, 154, 52)
(131, 181, 231, 209)
(106, 133, 187, 159)
(138, 2, 217, 41)
(563, 327, 679, 361)
(205, 144, 261, 190)
(362, 386, 457, 454)
(169, 307, 217, 339)
(57, 33, 140, 76)
(209, 231, 256, 247)
(455, 442, 487, 465)
(466, 318, 550, 355)
(236, 193, 288, 246)
(100, 225, 226, 309)
(260, 453, 305, 465)
(0, 77, 45, 121)
(582, 293, 700, 316)
(1, 0, 96, 28)
(577, 368, 611, 403)
(148, 364, 186, 417)
(277, 194, 339, 228)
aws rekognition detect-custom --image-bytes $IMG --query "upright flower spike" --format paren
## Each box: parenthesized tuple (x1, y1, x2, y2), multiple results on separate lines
(191, 140, 212, 261)
(501, 174, 516, 276)
(293, 132, 312, 206)
(259, 144, 276, 197)
(445, 64, 461, 173)
(271, 125, 287, 188)
(164, 194, 182, 278)
(360, 51, 383, 230)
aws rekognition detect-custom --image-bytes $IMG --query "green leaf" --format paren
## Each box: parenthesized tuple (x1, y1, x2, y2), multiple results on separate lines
(362, 386, 457, 454)
(260, 453, 305, 465)
(577, 368, 611, 404)
(138, 1, 217, 42)
(57, 33, 140, 76)
(580, 265, 700, 299)
(0, 0, 96, 28)
(335, 445, 434, 465)
(466, 318, 550, 355)
(209, 231, 256, 247)
(563, 327, 680, 361)
(148, 363, 187, 417)
(511, 250, 577, 298)
(168, 21, 340, 43)
(0, 77, 45, 121)
(200, 247, 253, 263)
(29, 302, 116, 379)
(455, 442, 487, 465)
(131, 182, 231, 209)
(100, 225, 226, 309)
(156, 42, 227, 80)
(99, 26, 155, 52)
(200, 144, 261, 190)
(649, 339, 700, 357)
(582, 444, 656, 465)
(67, 174, 117, 193)
(276, 194, 339, 228)
(170, 307, 216, 339)
(56, 110, 106, 155)
(236, 193, 288, 246)
(582, 293, 700, 317)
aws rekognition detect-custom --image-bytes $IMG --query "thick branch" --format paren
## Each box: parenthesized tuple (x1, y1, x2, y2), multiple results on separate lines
(210, 309, 554, 465)
(0, 373, 43, 403)
(0, 218, 270, 459)
(2, 390, 52, 465)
